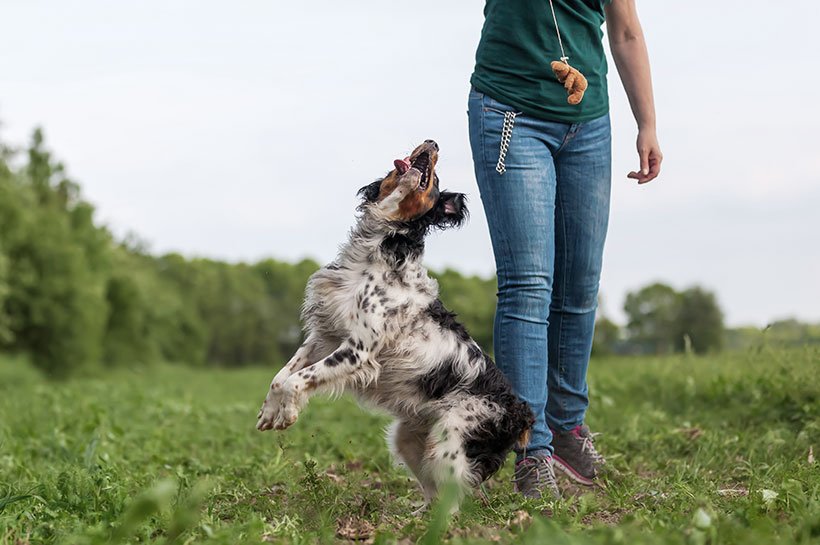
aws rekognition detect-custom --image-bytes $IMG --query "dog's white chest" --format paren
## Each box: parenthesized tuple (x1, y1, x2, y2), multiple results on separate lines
(306, 261, 437, 341)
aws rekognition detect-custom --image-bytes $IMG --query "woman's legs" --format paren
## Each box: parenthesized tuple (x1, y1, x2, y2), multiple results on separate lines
(468, 88, 612, 460)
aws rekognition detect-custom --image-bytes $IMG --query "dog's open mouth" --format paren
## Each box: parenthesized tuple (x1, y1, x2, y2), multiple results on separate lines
(412, 152, 431, 190)
(393, 152, 431, 191)
(391, 140, 438, 198)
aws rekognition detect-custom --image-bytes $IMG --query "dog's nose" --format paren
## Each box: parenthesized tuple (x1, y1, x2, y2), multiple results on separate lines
(424, 139, 439, 151)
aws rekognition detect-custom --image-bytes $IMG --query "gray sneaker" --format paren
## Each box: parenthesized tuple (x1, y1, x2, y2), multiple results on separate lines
(512, 452, 561, 500)
(551, 425, 606, 486)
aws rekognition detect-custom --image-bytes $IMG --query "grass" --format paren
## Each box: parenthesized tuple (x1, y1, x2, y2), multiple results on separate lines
(0, 346, 818, 544)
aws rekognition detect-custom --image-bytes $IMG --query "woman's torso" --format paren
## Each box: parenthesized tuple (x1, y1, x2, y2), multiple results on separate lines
(471, 0, 610, 123)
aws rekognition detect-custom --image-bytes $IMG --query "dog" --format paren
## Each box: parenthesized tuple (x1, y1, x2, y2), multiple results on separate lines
(256, 139, 534, 506)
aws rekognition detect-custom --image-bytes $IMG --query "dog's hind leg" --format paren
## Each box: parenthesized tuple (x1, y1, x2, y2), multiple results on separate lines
(421, 402, 495, 510)
(387, 420, 437, 506)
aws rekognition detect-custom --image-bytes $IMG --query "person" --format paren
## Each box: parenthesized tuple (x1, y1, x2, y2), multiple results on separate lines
(468, 0, 662, 499)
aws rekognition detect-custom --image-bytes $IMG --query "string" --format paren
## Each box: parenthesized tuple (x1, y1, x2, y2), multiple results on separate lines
(547, 0, 569, 64)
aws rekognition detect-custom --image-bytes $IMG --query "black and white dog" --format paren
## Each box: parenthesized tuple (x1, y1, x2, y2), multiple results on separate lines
(256, 140, 533, 505)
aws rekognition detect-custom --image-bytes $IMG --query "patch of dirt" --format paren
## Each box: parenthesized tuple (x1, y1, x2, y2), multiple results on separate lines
(581, 508, 627, 526)
(633, 464, 659, 480)
(632, 490, 669, 504)
(3, 532, 31, 545)
(345, 460, 365, 471)
(324, 470, 345, 484)
(359, 477, 384, 490)
(260, 483, 287, 497)
(556, 473, 607, 499)
(336, 516, 375, 542)
(675, 427, 703, 440)
(448, 525, 503, 542)
(717, 485, 749, 498)
(510, 510, 533, 529)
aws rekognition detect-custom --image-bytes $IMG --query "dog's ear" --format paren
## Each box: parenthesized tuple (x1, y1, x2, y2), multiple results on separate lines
(434, 192, 468, 228)
(357, 179, 383, 204)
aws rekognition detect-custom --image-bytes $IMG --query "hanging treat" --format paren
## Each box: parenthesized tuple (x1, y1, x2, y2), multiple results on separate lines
(551, 61, 587, 105)
(546, 0, 587, 106)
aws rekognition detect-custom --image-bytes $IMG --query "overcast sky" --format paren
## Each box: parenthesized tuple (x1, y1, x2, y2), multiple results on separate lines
(2, 0, 818, 327)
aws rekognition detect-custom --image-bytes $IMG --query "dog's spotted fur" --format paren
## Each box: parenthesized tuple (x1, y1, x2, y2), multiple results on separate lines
(256, 140, 534, 506)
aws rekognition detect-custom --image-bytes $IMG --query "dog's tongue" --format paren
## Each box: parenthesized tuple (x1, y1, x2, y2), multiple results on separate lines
(394, 157, 411, 174)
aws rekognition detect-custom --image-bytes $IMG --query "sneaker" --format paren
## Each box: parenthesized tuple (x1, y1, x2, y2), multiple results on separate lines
(512, 452, 561, 500)
(551, 425, 606, 486)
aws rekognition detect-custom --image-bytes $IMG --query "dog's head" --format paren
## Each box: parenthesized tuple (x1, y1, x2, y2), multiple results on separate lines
(358, 140, 467, 231)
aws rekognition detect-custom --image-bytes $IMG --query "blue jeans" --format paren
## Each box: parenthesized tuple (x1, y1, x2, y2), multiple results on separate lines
(467, 88, 611, 457)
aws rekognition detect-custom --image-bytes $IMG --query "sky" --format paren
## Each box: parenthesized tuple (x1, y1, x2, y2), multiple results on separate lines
(1, 0, 818, 327)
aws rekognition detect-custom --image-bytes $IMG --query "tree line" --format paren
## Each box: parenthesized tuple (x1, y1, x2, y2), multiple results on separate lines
(0, 128, 499, 377)
(1, 128, 815, 377)
(593, 283, 725, 356)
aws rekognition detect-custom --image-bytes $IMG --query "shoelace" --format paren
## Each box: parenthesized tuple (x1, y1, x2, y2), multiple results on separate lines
(580, 432, 606, 465)
(513, 457, 558, 491)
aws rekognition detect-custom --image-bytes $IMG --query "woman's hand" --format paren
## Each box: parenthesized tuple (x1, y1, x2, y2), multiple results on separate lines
(606, 0, 662, 185)
(628, 129, 662, 184)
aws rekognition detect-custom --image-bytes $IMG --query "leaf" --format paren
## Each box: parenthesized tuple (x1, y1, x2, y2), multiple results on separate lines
(0, 493, 32, 513)
(760, 489, 779, 507)
(692, 507, 712, 529)
(110, 479, 177, 543)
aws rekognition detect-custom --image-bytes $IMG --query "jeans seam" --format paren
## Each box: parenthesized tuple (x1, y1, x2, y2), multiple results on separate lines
(555, 122, 579, 156)
(479, 96, 490, 167)
(555, 179, 569, 423)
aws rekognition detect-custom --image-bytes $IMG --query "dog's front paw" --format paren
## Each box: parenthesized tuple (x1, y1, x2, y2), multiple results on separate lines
(257, 386, 305, 431)
(273, 387, 307, 430)
(256, 401, 279, 431)
(272, 400, 301, 430)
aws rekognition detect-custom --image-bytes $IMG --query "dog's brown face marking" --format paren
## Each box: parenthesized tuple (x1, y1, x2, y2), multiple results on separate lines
(377, 140, 440, 222)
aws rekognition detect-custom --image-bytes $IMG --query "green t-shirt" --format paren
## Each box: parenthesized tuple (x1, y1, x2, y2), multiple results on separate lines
(471, 0, 610, 123)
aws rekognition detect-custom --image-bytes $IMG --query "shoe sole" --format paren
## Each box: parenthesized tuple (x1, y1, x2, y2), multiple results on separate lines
(552, 456, 595, 487)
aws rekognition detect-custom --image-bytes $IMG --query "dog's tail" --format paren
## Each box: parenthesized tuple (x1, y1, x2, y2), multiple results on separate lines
(512, 399, 536, 450)
(516, 427, 532, 450)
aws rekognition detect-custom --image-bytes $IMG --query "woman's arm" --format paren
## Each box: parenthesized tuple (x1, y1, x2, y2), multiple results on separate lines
(605, 0, 662, 184)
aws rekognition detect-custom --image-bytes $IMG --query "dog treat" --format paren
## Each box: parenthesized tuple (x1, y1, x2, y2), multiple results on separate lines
(551, 61, 587, 105)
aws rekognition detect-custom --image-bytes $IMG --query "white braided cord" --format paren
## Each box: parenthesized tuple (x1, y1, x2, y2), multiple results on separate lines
(548, 0, 569, 63)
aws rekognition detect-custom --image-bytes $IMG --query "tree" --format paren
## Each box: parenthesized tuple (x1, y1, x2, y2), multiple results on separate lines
(0, 144, 13, 346)
(0, 128, 114, 376)
(675, 286, 724, 354)
(433, 269, 497, 354)
(624, 282, 725, 355)
(0, 241, 11, 346)
(623, 282, 681, 354)
(592, 316, 620, 357)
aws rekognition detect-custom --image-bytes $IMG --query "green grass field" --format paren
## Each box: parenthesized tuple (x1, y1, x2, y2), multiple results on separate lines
(1, 347, 818, 544)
